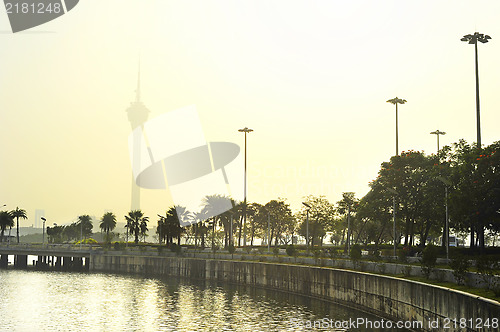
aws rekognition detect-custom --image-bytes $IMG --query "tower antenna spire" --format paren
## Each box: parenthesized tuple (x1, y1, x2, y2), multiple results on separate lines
(136, 58, 141, 102)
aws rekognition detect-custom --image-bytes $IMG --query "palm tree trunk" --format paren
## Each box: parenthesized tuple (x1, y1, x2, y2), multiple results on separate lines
(238, 216, 242, 247)
(16, 217, 20, 243)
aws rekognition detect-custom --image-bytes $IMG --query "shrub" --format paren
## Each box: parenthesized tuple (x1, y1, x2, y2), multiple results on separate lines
(402, 265, 412, 277)
(286, 244, 296, 257)
(113, 242, 125, 250)
(312, 248, 322, 263)
(420, 245, 438, 279)
(245, 246, 252, 254)
(170, 243, 182, 255)
(491, 280, 500, 297)
(228, 244, 236, 255)
(75, 238, 98, 245)
(370, 249, 381, 261)
(257, 247, 266, 255)
(350, 244, 362, 262)
(327, 248, 337, 260)
(435, 270, 446, 282)
(450, 255, 469, 285)
(398, 248, 408, 263)
(476, 256, 498, 289)
(272, 247, 280, 257)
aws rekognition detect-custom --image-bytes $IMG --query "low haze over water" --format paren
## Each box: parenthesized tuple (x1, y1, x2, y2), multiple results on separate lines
(0, 270, 408, 331)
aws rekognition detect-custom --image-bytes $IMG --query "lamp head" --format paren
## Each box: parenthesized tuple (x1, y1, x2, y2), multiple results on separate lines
(386, 97, 407, 105)
(238, 127, 254, 133)
(462, 32, 492, 44)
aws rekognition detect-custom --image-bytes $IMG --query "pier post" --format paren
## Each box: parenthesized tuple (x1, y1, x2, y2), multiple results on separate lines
(0, 254, 8, 268)
(14, 255, 28, 268)
(63, 257, 71, 270)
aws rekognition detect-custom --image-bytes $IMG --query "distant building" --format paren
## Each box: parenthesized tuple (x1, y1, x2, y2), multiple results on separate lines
(126, 65, 150, 211)
(34, 209, 45, 228)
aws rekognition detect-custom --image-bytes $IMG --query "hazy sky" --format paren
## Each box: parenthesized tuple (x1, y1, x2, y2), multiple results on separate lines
(1, 0, 499, 227)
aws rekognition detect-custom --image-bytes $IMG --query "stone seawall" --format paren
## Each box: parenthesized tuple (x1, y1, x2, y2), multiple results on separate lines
(91, 254, 500, 332)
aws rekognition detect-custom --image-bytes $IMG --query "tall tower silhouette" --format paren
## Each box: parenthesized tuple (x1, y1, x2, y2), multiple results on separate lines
(126, 65, 150, 210)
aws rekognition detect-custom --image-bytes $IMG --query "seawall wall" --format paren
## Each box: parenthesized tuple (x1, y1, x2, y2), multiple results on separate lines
(90, 254, 500, 332)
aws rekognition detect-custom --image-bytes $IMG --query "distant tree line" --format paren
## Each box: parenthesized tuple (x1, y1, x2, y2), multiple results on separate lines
(2, 140, 498, 251)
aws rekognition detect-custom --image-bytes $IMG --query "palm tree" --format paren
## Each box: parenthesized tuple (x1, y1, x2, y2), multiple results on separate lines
(125, 210, 149, 244)
(202, 195, 232, 249)
(11, 207, 27, 244)
(100, 212, 117, 236)
(139, 220, 148, 243)
(0, 211, 14, 242)
(157, 207, 186, 245)
(192, 211, 208, 248)
(100, 212, 116, 243)
(77, 215, 93, 240)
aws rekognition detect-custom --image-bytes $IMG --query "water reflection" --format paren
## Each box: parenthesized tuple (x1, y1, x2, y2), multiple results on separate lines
(0, 270, 408, 331)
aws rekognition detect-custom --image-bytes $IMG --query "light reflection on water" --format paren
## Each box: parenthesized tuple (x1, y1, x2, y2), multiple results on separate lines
(0, 270, 408, 331)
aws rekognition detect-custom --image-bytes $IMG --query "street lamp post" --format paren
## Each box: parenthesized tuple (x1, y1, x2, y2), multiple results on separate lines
(302, 202, 311, 251)
(80, 219, 83, 250)
(437, 176, 452, 261)
(386, 97, 407, 156)
(41, 217, 46, 245)
(461, 32, 490, 249)
(461, 32, 491, 149)
(230, 214, 233, 247)
(430, 130, 446, 153)
(238, 127, 253, 246)
(267, 212, 270, 253)
(347, 204, 351, 256)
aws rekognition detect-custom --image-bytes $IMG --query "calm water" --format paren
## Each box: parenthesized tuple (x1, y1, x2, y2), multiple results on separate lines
(0, 269, 409, 331)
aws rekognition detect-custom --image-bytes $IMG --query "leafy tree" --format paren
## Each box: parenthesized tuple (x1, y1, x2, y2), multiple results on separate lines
(364, 151, 445, 248)
(336, 192, 359, 249)
(46, 225, 65, 243)
(356, 189, 393, 248)
(297, 195, 336, 247)
(262, 199, 296, 246)
(0, 211, 14, 242)
(125, 210, 149, 244)
(11, 207, 27, 244)
(448, 140, 500, 249)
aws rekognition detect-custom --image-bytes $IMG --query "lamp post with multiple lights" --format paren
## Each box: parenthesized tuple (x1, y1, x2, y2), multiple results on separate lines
(430, 130, 446, 153)
(386, 97, 407, 156)
(238, 127, 253, 246)
(461, 32, 491, 249)
(461, 32, 491, 149)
